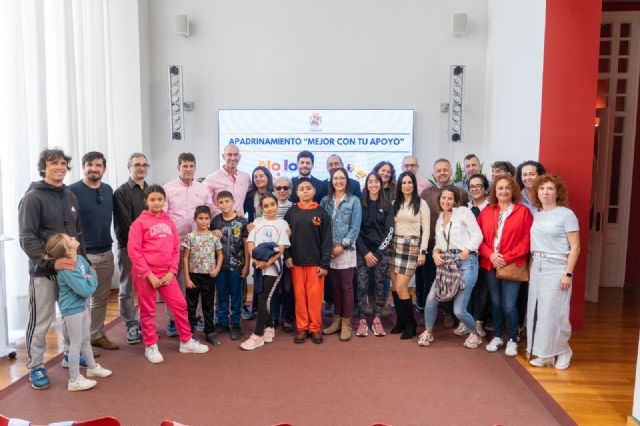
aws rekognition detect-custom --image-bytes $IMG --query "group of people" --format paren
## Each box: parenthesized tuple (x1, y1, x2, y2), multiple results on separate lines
(17, 144, 580, 393)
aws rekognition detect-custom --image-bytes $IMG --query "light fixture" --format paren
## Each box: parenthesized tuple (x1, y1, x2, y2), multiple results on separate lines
(168, 65, 185, 141)
(448, 65, 465, 143)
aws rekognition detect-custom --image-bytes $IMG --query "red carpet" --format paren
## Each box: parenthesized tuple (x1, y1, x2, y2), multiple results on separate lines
(0, 315, 575, 426)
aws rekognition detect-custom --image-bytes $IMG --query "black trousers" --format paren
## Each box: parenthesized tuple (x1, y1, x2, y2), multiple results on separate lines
(186, 273, 216, 334)
(255, 275, 279, 336)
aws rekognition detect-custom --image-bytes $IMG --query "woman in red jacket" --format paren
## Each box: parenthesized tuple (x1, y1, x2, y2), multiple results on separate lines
(477, 176, 532, 357)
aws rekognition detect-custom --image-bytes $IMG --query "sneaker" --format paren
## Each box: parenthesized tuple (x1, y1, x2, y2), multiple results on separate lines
(67, 374, 96, 392)
(263, 327, 275, 343)
(214, 324, 227, 335)
(91, 336, 119, 350)
(505, 339, 518, 357)
(180, 338, 210, 354)
(417, 330, 434, 347)
(485, 337, 504, 353)
(371, 318, 386, 336)
(282, 321, 295, 333)
(555, 348, 573, 370)
(165, 320, 179, 337)
(86, 363, 112, 378)
(29, 367, 49, 390)
(240, 334, 265, 350)
(475, 321, 487, 338)
(443, 314, 456, 329)
(196, 315, 205, 332)
(62, 353, 88, 368)
(230, 325, 242, 340)
(415, 304, 424, 313)
(453, 322, 470, 336)
(463, 333, 483, 349)
(206, 333, 221, 346)
(241, 306, 254, 320)
(529, 356, 554, 367)
(127, 325, 141, 344)
(355, 319, 368, 337)
(145, 344, 164, 364)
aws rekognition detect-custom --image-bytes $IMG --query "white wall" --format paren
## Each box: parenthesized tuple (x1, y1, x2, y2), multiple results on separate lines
(139, 0, 491, 184)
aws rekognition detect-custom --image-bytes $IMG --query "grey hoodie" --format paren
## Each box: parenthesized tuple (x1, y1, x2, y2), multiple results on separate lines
(18, 180, 86, 277)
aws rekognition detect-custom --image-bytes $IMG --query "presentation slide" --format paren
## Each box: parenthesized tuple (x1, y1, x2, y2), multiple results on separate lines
(218, 109, 414, 184)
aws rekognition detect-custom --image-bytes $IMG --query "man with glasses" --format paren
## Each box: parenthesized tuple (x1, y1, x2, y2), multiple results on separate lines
(402, 155, 430, 195)
(458, 154, 484, 196)
(69, 152, 118, 351)
(114, 152, 150, 344)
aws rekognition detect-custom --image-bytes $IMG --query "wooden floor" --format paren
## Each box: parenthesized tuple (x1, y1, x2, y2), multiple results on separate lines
(1, 287, 639, 425)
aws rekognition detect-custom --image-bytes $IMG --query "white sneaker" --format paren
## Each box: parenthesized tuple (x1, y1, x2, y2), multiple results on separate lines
(417, 330, 434, 347)
(485, 337, 504, 353)
(263, 327, 275, 343)
(68, 374, 97, 392)
(179, 338, 210, 354)
(505, 339, 518, 357)
(145, 344, 164, 364)
(86, 363, 112, 378)
(240, 333, 265, 351)
(475, 321, 487, 338)
(555, 348, 573, 370)
(529, 357, 554, 367)
(453, 322, 470, 336)
(463, 333, 483, 349)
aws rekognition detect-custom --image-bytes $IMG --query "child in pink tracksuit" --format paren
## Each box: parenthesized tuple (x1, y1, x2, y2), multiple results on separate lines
(128, 185, 209, 364)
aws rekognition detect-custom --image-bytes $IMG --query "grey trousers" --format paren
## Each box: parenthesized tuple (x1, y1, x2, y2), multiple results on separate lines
(87, 250, 115, 341)
(26, 276, 69, 370)
(117, 247, 139, 328)
(64, 306, 97, 381)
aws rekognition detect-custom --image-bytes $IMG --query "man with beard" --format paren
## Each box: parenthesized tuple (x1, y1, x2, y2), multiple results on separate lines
(289, 150, 323, 203)
(69, 152, 119, 351)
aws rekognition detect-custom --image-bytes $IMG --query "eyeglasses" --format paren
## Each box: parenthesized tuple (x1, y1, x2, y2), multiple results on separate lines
(469, 184, 485, 190)
(96, 188, 104, 204)
(403, 163, 418, 169)
(275, 186, 290, 191)
(132, 163, 150, 169)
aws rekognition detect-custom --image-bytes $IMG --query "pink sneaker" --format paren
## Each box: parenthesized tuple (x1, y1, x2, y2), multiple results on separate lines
(371, 317, 386, 336)
(355, 319, 368, 337)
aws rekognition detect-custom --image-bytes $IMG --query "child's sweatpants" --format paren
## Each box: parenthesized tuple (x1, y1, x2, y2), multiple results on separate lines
(133, 271, 192, 346)
(291, 265, 324, 333)
(64, 305, 96, 381)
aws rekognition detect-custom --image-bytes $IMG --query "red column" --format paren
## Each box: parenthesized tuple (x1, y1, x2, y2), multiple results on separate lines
(538, 0, 602, 330)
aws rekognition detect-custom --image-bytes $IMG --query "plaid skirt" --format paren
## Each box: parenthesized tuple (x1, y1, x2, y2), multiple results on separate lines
(389, 234, 420, 275)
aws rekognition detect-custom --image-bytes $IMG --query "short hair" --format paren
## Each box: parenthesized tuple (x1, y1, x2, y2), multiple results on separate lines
(402, 155, 418, 164)
(43, 233, 71, 261)
(433, 158, 451, 169)
(328, 168, 352, 197)
(464, 153, 479, 162)
(297, 150, 315, 164)
(468, 173, 490, 190)
(259, 193, 278, 208)
(81, 151, 106, 168)
(326, 154, 343, 165)
(38, 148, 72, 178)
(178, 152, 196, 166)
(491, 161, 516, 177)
(194, 205, 211, 218)
(516, 160, 546, 189)
(436, 185, 462, 213)
(275, 176, 292, 186)
(127, 152, 148, 167)
(297, 176, 316, 189)
(217, 190, 234, 201)
(488, 175, 522, 205)
(143, 184, 165, 200)
(223, 144, 240, 155)
(531, 174, 570, 209)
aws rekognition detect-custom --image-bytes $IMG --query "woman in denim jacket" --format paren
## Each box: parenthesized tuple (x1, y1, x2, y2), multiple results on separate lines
(320, 168, 362, 341)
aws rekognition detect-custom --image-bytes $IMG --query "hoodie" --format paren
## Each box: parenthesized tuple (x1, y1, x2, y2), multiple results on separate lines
(18, 181, 86, 277)
(57, 255, 97, 316)
(127, 210, 180, 278)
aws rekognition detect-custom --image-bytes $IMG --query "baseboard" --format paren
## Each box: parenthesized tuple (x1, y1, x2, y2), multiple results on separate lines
(628, 415, 640, 425)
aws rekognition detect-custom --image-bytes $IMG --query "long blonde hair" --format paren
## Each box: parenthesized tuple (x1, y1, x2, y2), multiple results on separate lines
(43, 233, 72, 261)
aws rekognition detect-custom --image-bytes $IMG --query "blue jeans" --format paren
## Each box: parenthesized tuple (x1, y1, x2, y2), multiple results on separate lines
(424, 253, 478, 331)
(484, 268, 520, 342)
(215, 269, 242, 326)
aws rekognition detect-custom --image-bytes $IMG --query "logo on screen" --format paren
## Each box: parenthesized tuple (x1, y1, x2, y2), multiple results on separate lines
(310, 112, 322, 132)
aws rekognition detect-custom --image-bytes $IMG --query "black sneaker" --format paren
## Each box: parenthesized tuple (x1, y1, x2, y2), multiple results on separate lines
(206, 333, 221, 346)
(230, 325, 242, 340)
(214, 324, 227, 335)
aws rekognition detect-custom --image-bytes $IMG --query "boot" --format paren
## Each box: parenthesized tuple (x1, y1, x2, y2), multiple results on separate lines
(340, 317, 352, 341)
(400, 299, 417, 340)
(390, 291, 405, 334)
(323, 315, 341, 335)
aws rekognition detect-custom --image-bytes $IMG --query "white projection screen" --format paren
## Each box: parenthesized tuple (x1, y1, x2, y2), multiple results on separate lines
(218, 109, 414, 185)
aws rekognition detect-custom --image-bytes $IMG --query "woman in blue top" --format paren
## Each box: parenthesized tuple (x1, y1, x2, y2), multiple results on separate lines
(44, 233, 112, 392)
(320, 168, 362, 341)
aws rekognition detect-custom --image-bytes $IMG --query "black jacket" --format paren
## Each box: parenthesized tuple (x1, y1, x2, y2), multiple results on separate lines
(289, 176, 324, 204)
(113, 178, 148, 248)
(283, 203, 332, 270)
(356, 200, 394, 260)
(18, 181, 87, 277)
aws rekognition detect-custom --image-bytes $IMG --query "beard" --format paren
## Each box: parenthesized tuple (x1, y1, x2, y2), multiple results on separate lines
(85, 174, 101, 183)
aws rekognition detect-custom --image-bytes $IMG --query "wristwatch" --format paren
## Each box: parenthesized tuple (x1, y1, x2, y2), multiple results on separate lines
(565, 272, 573, 278)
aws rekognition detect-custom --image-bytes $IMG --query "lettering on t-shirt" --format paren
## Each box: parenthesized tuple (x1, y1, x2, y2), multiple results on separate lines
(150, 223, 172, 237)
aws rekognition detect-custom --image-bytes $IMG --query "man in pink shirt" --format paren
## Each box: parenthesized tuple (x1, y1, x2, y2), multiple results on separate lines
(163, 152, 214, 337)
(402, 155, 431, 194)
(203, 144, 251, 216)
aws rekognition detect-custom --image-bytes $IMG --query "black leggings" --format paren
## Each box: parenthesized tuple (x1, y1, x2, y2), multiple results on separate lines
(186, 273, 215, 334)
(255, 275, 279, 336)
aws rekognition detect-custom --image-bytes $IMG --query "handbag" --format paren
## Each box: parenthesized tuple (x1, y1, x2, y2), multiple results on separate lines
(434, 222, 465, 302)
(496, 260, 529, 282)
